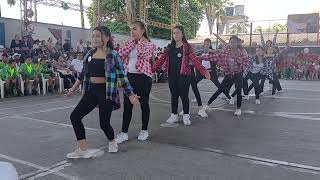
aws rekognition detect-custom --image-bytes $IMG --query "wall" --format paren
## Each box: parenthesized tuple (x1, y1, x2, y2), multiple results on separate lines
(0, 17, 170, 49)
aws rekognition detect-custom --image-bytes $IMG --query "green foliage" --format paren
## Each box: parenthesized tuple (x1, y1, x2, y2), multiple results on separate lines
(87, 0, 203, 39)
(254, 23, 287, 33)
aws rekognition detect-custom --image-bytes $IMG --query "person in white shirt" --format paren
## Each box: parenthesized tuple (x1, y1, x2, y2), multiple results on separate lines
(70, 52, 84, 77)
(76, 39, 85, 53)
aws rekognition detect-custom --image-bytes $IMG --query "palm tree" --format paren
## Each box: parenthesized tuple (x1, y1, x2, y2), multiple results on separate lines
(229, 22, 250, 34)
(199, 0, 233, 35)
(7, 0, 16, 6)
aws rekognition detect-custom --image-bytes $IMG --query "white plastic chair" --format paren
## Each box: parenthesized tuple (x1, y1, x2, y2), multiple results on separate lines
(20, 75, 40, 95)
(41, 73, 49, 95)
(0, 79, 5, 99)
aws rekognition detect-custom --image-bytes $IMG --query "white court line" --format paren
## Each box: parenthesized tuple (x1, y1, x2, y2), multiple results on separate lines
(0, 99, 77, 111)
(0, 153, 77, 180)
(3, 102, 320, 175)
(15, 115, 101, 133)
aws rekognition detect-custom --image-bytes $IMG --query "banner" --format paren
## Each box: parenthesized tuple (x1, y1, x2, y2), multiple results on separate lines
(287, 13, 319, 33)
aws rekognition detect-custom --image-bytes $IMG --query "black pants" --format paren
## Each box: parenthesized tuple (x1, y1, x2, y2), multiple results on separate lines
(70, 83, 114, 141)
(169, 75, 191, 114)
(190, 67, 227, 106)
(208, 73, 243, 108)
(243, 72, 263, 99)
(272, 72, 282, 95)
(59, 73, 76, 90)
(122, 73, 152, 133)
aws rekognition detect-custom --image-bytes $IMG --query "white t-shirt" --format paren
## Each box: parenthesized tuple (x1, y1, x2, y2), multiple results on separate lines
(250, 61, 264, 74)
(71, 59, 83, 73)
(202, 60, 211, 69)
(128, 48, 139, 73)
(77, 43, 85, 52)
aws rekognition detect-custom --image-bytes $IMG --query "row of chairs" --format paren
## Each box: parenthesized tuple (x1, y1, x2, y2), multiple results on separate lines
(0, 73, 65, 99)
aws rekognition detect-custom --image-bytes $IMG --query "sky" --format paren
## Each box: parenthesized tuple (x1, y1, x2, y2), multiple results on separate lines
(1, 0, 320, 36)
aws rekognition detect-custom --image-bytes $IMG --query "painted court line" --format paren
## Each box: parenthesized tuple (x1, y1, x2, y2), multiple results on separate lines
(0, 153, 77, 180)
(201, 147, 320, 173)
(0, 99, 77, 111)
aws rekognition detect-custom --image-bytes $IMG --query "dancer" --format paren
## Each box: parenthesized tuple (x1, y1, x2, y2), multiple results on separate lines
(153, 25, 210, 126)
(66, 26, 140, 159)
(115, 21, 155, 144)
(264, 46, 283, 96)
(180, 38, 228, 118)
(200, 35, 249, 116)
(243, 46, 273, 104)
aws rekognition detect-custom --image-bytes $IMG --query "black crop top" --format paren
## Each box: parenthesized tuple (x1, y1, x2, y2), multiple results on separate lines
(88, 58, 105, 77)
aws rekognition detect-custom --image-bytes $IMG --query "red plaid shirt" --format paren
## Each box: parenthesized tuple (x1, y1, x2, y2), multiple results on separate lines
(118, 39, 156, 77)
(202, 47, 249, 76)
(152, 44, 207, 77)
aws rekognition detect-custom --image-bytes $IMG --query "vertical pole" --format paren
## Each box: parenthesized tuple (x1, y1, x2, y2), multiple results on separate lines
(216, 21, 219, 49)
(34, 0, 37, 22)
(249, 22, 253, 47)
(80, 0, 84, 28)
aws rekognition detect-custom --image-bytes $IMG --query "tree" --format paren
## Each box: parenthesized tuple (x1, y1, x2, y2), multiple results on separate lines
(7, 0, 16, 6)
(254, 23, 287, 33)
(229, 22, 250, 34)
(199, 0, 233, 35)
(87, 0, 203, 39)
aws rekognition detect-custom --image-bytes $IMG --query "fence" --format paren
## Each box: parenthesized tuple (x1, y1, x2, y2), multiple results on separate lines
(193, 19, 320, 47)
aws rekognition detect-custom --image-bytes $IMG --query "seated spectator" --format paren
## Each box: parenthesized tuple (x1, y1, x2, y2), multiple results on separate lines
(53, 55, 75, 91)
(12, 53, 22, 65)
(3, 60, 22, 97)
(63, 39, 71, 52)
(32, 39, 42, 57)
(70, 52, 84, 77)
(20, 36, 32, 57)
(35, 58, 58, 93)
(19, 56, 39, 95)
(10, 34, 21, 53)
(76, 39, 85, 53)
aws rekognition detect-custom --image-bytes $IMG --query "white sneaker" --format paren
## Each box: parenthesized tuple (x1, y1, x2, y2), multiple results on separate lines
(198, 107, 208, 118)
(255, 99, 261, 105)
(67, 148, 98, 159)
(108, 141, 118, 153)
(115, 132, 128, 144)
(166, 113, 178, 124)
(178, 110, 184, 116)
(182, 114, 191, 126)
(234, 109, 242, 116)
(229, 98, 235, 105)
(137, 130, 149, 141)
(243, 95, 249, 100)
(191, 98, 197, 103)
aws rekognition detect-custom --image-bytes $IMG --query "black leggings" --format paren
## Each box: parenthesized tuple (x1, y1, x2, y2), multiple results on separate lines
(70, 83, 114, 141)
(190, 66, 226, 106)
(59, 73, 76, 90)
(272, 72, 282, 95)
(169, 75, 191, 114)
(122, 73, 152, 133)
(243, 72, 263, 99)
(208, 73, 243, 108)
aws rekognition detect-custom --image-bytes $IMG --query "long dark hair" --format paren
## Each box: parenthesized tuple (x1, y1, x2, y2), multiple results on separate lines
(93, 26, 114, 50)
(204, 38, 213, 50)
(255, 45, 265, 64)
(131, 21, 150, 41)
(229, 35, 244, 50)
(168, 25, 191, 55)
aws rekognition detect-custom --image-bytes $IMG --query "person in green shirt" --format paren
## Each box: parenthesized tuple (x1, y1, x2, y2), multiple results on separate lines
(19, 56, 39, 95)
(35, 58, 58, 93)
(3, 60, 22, 96)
